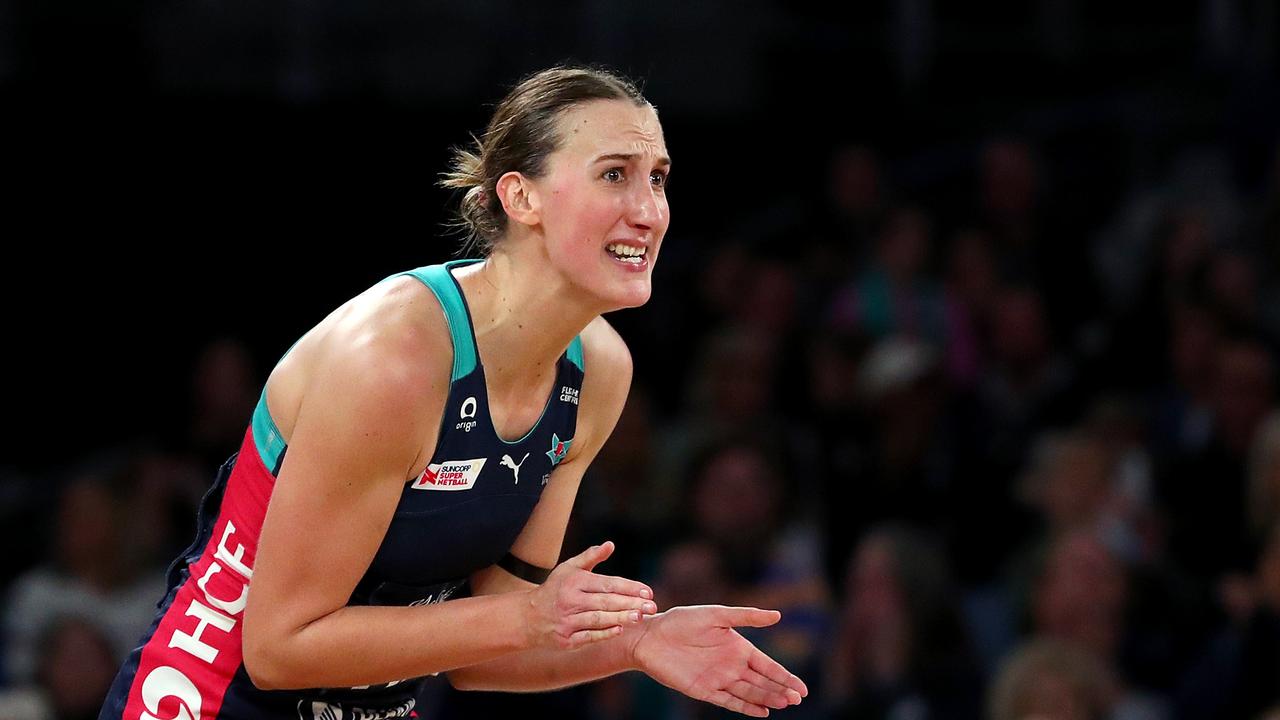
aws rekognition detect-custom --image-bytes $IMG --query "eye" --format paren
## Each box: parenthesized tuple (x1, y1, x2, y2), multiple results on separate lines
(603, 168, 624, 183)
(651, 170, 668, 188)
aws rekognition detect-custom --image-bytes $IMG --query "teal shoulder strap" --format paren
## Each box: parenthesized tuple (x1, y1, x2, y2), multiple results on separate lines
(250, 335, 302, 473)
(252, 389, 287, 473)
(391, 262, 480, 382)
(566, 335, 585, 372)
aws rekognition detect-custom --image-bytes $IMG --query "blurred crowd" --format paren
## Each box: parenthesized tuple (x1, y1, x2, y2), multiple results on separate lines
(3, 132, 1276, 720)
(555, 138, 1279, 720)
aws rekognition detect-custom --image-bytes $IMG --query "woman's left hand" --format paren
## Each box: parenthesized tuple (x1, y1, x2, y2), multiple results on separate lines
(628, 605, 808, 717)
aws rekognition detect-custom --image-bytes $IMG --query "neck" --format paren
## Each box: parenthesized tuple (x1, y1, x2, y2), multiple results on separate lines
(453, 245, 601, 400)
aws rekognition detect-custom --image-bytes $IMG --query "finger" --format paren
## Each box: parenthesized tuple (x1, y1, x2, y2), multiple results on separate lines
(566, 541, 615, 571)
(727, 680, 792, 710)
(748, 650, 809, 697)
(706, 690, 769, 718)
(718, 606, 781, 628)
(742, 670, 803, 705)
(565, 624, 623, 648)
(583, 574, 654, 602)
(566, 608, 644, 631)
(574, 592, 657, 614)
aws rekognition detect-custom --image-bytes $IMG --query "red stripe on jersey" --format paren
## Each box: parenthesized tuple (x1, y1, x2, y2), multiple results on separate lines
(121, 426, 275, 720)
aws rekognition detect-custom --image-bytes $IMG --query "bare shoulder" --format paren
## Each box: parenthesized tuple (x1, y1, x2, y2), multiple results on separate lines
(271, 275, 453, 469)
(565, 316, 633, 462)
(579, 315, 633, 377)
(322, 275, 452, 387)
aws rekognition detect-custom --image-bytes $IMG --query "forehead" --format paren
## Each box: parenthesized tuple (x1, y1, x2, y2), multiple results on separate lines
(553, 100, 668, 162)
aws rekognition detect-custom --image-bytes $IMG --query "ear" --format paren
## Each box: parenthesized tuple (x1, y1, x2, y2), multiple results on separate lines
(495, 171, 543, 229)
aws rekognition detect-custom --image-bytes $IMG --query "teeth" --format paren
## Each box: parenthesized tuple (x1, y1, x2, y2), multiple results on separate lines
(606, 243, 646, 258)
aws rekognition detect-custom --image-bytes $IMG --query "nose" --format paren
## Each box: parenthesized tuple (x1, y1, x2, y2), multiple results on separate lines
(627, 183, 664, 230)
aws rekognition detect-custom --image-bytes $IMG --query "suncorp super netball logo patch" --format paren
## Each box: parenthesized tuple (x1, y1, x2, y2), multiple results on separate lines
(411, 458, 487, 491)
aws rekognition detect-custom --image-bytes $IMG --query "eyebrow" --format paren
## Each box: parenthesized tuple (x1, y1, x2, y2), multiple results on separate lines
(592, 152, 672, 168)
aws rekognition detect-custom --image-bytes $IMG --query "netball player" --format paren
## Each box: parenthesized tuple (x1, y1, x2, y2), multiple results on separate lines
(100, 65, 807, 720)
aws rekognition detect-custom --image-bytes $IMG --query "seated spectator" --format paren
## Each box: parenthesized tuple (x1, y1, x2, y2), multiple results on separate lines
(0, 617, 117, 720)
(1248, 412, 1280, 545)
(3, 468, 166, 682)
(658, 440, 832, 676)
(825, 525, 982, 720)
(1021, 531, 1169, 719)
(989, 638, 1115, 720)
(1176, 522, 1280, 720)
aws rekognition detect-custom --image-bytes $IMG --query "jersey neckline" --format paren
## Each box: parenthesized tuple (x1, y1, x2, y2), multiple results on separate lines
(441, 259, 566, 446)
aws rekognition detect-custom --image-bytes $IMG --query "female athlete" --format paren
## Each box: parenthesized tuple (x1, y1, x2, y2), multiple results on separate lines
(100, 65, 808, 720)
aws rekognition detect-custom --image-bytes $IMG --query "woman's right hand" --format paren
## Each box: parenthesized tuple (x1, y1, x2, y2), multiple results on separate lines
(524, 540, 658, 649)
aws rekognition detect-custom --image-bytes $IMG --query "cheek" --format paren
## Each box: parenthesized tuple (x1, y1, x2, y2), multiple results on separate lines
(546, 187, 620, 248)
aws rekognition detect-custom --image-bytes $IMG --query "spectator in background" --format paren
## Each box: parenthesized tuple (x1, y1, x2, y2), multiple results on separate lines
(951, 284, 1077, 584)
(1023, 530, 1168, 720)
(2, 467, 166, 684)
(566, 385, 664, 581)
(36, 618, 119, 720)
(989, 638, 1115, 720)
(813, 335, 957, 590)
(942, 228, 999, 390)
(1176, 522, 1280, 720)
(826, 525, 982, 720)
(651, 326, 787, 516)
(827, 145, 885, 251)
(1248, 412, 1280, 544)
(1257, 151, 1280, 340)
(1149, 304, 1221, 459)
(828, 207, 971, 367)
(978, 139, 1041, 251)
(974, 138, 1101, 351)
(851, 336, 953, 536)
(1160, 339, 1276, 584)
(181, 336, 259, 471)
(0, 618, 119, 720)
(1083, 399, 1159, 565)
(1015, 430, 1150, 566)
(1205, 250, 1262, 336)
(801, 144, 887, 297)
(656, 440, 831, 684)
(1105, 208, 1216, 391)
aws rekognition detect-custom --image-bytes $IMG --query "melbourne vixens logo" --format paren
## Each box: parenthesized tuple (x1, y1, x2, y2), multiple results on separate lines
(546, 434, 572, 466)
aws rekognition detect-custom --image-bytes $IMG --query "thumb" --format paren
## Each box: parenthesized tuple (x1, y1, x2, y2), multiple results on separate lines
(568, 540, 615, 571)
(719, 606, 782, 628)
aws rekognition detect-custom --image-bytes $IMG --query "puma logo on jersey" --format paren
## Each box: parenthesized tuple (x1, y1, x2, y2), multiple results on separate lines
(411, 458, 487, 491)
(500, 453, 530, 484)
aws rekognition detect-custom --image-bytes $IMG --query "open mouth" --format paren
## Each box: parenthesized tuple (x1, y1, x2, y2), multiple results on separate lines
(605, 242, 648, 265)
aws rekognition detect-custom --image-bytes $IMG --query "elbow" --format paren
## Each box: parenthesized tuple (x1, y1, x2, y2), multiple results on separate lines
(444, 668, 477, 692)
(242, 633, 294, 691)
(444, 669, 469, 691)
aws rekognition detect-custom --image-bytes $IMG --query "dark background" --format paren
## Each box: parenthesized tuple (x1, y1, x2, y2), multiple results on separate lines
(7, 1, 1274, 466)
(4, 1, 1280, 719)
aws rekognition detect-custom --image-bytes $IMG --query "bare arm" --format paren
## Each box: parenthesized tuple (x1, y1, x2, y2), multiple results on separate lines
(241, 297, 649, 690)
(241, 303, 536, 689)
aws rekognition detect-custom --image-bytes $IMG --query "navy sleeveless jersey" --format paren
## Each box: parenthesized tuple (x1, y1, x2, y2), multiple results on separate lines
(100, 259, 585, 720)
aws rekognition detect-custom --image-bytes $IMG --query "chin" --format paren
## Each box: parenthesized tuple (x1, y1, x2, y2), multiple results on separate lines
(601, 281, 652, 311)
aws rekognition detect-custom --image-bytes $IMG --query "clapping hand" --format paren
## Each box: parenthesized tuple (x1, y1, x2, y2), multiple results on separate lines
(524, 541, 658, 649)
(629, 604, 808, 717)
